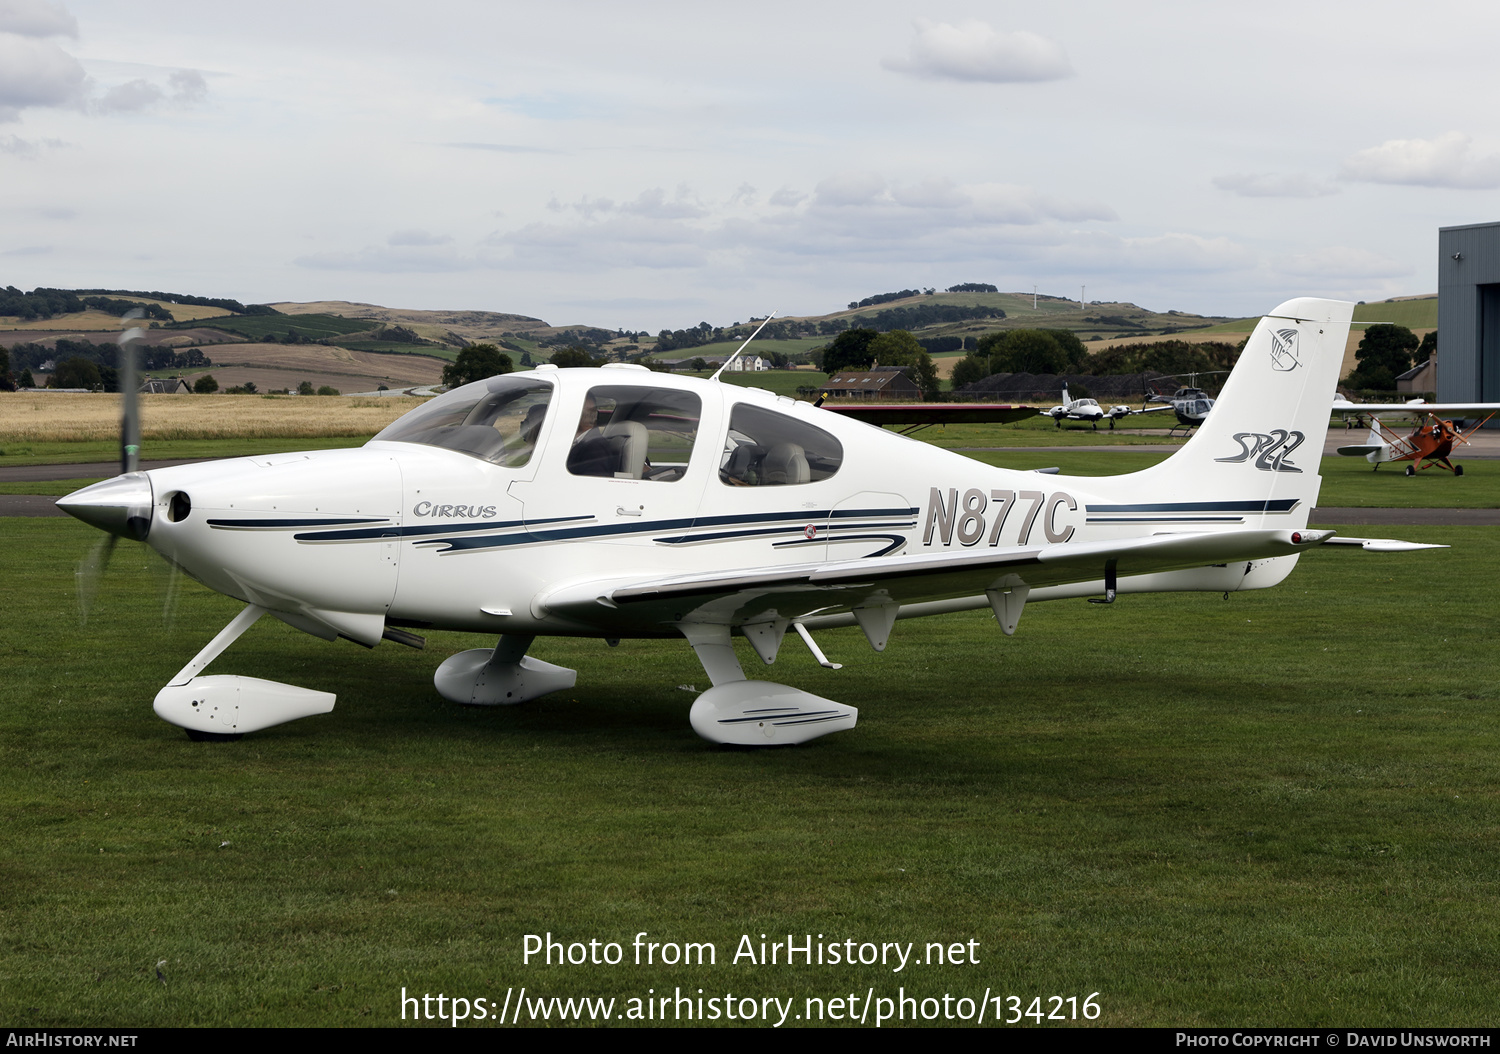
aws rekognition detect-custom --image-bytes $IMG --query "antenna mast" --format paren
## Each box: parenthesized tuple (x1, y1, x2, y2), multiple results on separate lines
(710, 312, 777, 381)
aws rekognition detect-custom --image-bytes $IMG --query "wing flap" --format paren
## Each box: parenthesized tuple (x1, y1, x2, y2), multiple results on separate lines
(539, 528, 1332, 630)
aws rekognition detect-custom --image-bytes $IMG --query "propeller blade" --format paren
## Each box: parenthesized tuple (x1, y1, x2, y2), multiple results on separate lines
(76, 534, 118, 625)
(152, 535, 183, 630)
(119, 309, 144, 475)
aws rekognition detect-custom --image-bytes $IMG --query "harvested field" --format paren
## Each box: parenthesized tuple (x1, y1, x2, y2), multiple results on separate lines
(0, 298, 237, 332)
(182, 343, 445, 393)
(114, 298, 233, 322)
(271, 300, 547, 344)
(0, 326, 247, 349)
(0, 310, 123, 332)
(0, 392, 424, 443)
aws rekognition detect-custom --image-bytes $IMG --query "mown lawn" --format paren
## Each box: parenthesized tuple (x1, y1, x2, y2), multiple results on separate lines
(2, 518, 1497, 1027)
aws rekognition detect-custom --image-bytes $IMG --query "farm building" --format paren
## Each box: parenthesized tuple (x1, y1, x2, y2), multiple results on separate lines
(820, 366, 920, 400)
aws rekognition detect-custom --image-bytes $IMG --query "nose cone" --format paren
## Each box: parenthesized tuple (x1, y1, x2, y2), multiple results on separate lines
(57, 472, 154, 541)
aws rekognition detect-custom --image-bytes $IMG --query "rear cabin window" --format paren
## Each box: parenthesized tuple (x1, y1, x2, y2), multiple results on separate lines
(566, 385, 702, 482)
(719, 404, 843, 486)
(372, 375, 552, 467)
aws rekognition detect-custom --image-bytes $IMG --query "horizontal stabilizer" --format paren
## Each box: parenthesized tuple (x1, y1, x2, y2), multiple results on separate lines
(1319, 536, 1448, 552)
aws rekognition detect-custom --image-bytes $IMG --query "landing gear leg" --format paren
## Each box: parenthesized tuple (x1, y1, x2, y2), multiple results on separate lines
(154, 604, 337, 739)
(676, 622, 857, 746)
(433, 633, 577, 705)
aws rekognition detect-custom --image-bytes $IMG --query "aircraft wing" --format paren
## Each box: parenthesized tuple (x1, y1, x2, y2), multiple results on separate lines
(539, 528, 1333, 631)
(1333, 399, 1500, 416)
(820, 403, 1040, 426)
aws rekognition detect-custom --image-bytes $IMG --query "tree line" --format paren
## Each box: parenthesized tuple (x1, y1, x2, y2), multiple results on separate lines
(1, 285, 276, 320)
(948, 335, 1242, 391)
(1344, 324, 1433, 391)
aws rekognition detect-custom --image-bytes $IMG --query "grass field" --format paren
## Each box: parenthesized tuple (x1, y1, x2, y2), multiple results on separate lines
(3, 517, 1497, 1027)
(1190, 299, 1439, 340)
(1354, 298, 1438, 330)
(5, 380, 1499, 1027)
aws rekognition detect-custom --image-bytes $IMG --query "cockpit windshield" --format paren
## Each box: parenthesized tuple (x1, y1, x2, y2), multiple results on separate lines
(372, 375, 553, 467)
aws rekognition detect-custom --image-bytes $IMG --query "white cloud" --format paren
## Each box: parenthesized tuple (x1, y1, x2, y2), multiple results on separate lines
(1213, 172, 1338, 198)
(1059, 232, 1254, 275)
(388, 229, 452, 247)
(1339, 132, 1500, 189)
(812, 172, 887, 207)
(0, 132, 66, 155)
(168, 69, 207, 105)
(94, 78, 164, 114)
(0, 0, 76, 38)
(1279, 246, 1408, 279)
(463, 174, 1120, 281)
(882, 20, 1072, 84)
(805, 173, 1114, 229)
(0, 33, 84, 121)
(443, 142, 564, 155)
(552, 186, 707, 221)
(295, 244, 475, 273)
(90, 69, 208, 115)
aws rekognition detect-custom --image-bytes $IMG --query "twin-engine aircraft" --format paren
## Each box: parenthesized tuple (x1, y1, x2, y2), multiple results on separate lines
(59, 298, 1438, 746)
(1043, 384, 1167, 430)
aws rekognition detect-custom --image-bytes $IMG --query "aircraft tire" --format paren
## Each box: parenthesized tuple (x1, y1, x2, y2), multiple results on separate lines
(185, 729, 243, 743)
(1405, 465, 1415, 476)
(1456, 464, 1464, 476)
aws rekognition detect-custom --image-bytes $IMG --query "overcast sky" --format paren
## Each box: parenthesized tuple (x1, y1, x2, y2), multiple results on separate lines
(3, 0, 1499, 329)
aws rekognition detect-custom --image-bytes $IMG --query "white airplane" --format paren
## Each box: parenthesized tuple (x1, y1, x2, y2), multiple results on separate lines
(1044, 385, 1169, 430)
(59, 298, 1439, 746)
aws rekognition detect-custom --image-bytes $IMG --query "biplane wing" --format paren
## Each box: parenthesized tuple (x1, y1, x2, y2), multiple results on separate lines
(1333, 398, 1500, 415)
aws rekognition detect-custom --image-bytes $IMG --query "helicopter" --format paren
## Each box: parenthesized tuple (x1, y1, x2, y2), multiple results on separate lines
(1145, 371, 1231, 435)
(58, 299, 1437, 747)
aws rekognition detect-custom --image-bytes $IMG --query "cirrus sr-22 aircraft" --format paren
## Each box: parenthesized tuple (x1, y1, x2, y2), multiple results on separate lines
(59, 298, 1439, 746)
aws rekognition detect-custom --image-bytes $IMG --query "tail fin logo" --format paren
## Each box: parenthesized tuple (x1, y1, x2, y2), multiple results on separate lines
(1268, 328, 1301, 371)
(1215, 430, 1306, 473)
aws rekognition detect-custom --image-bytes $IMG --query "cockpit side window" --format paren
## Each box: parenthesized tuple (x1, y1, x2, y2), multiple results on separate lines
(719, 403, 842, 486)
(566, 385, 702, 482)
(372, 375, 552, 467)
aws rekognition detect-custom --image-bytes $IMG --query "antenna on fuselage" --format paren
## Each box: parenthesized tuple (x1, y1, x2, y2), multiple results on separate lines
(709, 312, 777, 382)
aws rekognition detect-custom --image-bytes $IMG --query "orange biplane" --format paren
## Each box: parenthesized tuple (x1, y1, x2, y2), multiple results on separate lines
(1333, 398, 1500, 475)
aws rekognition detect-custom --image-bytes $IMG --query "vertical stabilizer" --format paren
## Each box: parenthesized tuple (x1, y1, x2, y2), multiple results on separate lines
(1093, 298, 1353, 527)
